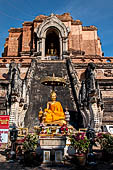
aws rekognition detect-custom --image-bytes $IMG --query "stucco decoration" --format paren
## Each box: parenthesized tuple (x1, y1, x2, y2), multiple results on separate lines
(35, 14, 69, 59)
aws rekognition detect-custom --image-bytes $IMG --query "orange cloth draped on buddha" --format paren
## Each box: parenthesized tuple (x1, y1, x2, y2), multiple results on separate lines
(44, 101, 65, 123)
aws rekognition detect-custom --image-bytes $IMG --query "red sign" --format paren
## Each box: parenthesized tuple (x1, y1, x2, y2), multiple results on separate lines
(0, 115, 10, 129)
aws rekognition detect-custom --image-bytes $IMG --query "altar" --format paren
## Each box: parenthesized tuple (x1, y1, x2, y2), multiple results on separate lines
(40, 135, 66, 163)
(37, 74, 71, 164)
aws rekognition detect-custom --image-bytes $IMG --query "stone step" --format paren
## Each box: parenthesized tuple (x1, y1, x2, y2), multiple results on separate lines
(24, 60, 79, 129)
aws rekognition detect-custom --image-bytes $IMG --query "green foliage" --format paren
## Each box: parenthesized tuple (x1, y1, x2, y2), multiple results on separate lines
(96, 133, 113, 153)
(23, 133, 39, 152)
(70, 132, 90, 154)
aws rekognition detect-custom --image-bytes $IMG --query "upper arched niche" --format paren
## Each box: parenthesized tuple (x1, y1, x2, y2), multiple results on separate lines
(35, 14, 69, 59)
(45, 28, 60, 58)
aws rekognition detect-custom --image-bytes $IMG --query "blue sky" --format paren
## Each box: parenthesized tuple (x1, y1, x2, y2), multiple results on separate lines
(0, 0, 113, 57)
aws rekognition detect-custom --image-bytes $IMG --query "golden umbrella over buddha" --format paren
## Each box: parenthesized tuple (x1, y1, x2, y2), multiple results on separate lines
(39, 74, 66, 126)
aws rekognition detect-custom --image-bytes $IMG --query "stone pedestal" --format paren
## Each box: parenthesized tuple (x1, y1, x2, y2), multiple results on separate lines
(40, 136, 66, 164)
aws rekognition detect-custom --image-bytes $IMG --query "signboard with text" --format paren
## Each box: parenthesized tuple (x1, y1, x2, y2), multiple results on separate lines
(0, 115, 9, 129)
(0, 115, 9, 144)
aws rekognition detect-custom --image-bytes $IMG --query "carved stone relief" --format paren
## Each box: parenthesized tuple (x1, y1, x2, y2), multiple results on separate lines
(104, 70, 113, 77)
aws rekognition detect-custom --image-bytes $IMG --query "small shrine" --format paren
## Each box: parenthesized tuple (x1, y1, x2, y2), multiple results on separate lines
(34, 74, 74, 164)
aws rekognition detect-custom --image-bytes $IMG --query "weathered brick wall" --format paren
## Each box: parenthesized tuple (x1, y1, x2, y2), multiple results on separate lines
(67, 23, 102, 56)
(73, 63, 113, 125)
(0, 59, 113, 126)
(68, 24, 82, 51)
(81, 30, 98, 55)
(3, 38, 9, 57)
(2, 13, 102, 57)
(7, 28, 22, 56)
(22, 22, 33, 52)
(99, 81, 113, 124)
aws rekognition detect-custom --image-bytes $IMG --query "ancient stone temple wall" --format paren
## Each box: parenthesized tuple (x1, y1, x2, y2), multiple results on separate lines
(0, 13, 113, 130)
(2, 13, 102, 58)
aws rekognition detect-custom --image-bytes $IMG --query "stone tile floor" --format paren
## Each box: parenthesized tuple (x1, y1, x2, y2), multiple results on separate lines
(0, 150, 113, 170)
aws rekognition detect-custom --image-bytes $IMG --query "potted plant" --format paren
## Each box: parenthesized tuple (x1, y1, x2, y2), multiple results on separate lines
(22, 133, 39, 164)
(96, 132, 113, 161)
(69, 132, 90, 166)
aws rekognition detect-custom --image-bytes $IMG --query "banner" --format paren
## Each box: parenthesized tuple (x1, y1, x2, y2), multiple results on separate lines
(0, 115, 10, 144)
(0, 115, 9, 129)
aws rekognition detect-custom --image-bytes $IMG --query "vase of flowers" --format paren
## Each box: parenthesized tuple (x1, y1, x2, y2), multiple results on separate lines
(70, 132, 90, 166)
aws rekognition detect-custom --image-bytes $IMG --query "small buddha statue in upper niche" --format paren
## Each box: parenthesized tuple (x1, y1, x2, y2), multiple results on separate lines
(39, 91, 66, 125)
(47, 43, 57, 56)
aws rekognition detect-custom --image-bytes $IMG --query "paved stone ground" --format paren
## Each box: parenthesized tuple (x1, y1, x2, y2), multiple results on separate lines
(0, 150, 113, 170)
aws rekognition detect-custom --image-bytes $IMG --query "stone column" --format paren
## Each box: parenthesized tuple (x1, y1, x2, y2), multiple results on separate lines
(60, 37, 62, 59)
(63, 37, 68, 52)
(42, 38, 45, 58)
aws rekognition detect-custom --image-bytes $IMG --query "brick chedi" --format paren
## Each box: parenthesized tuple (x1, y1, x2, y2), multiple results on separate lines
(3, 13, 102, 58)
(0, 13, 113, 131)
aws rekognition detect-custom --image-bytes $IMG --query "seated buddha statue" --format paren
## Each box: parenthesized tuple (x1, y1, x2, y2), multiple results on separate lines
(47, 43, 57, 56)
(39, 91, 66, 125)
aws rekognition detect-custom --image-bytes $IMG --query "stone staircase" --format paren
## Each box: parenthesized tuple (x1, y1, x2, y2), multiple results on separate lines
(24, 60, 79, 129)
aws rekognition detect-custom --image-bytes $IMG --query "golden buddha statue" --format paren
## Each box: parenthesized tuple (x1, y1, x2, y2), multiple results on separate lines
(39, 91, 66, 125)
(47, 43, 57, 56)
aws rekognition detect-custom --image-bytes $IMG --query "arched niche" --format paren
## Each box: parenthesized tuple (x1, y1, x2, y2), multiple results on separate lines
(35, 14, 69, 59)
(45, 27, 60, 58)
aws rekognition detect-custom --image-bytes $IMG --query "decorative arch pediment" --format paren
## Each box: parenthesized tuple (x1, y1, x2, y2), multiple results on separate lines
(36, 14, 69, 38)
